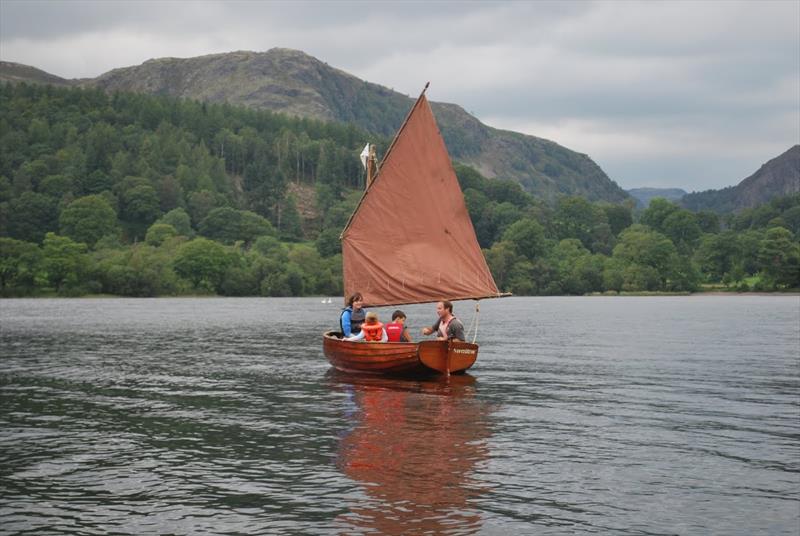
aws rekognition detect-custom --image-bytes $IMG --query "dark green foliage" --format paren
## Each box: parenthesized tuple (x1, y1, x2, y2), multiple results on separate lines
(116, 176, 161, 225)
(694, 231, 740, 282)
(59, 194, 118, 247)
(145, 223, 178, 247)
(315, 227, 342, 257)
(640, 198, 680, 233)
(41, 232, 88, 294)
(277, 195, 303, 241)
(757, 227, 800, 288)
(5, 191, 58, 243)
(0, 83, 796, 297)
(156, 208, 192, 236)
(0, 237, 41, 295)
(501, 218, 546, 261)
(661, 209, 702, 253)
(554, 196, 612, 253)
(96, 242, 184, 296)
(601, 203, 634, 236)
(199, 207, 275, 246)
(173, 237, 233, 292)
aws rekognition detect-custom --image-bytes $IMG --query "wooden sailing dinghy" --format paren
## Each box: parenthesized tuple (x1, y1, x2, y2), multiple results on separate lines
(322, 83, 507, 375)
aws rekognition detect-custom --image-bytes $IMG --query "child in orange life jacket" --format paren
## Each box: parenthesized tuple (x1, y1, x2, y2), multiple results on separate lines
(344, 312, 387, 342)
(385, 310, 412, 343)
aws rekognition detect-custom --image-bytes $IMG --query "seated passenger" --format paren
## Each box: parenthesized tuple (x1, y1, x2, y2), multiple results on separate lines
(421, 300, 465, 342)
(345, 312, 387, 342)
(340, 292, 366, 338)
(385, 310, 412, 342)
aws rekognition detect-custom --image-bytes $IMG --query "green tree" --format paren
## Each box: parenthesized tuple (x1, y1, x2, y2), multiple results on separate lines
(173, 237, 233, 292)
(39, 174, 74, 199)
(501, 218, 546, 261)
(199, 207, 275, 245)
(0, 237, 41, 294)
(41, 232, 87, 294)
(662, 209, 701, 253)
(505, 259, 536, 295)
(97, 243, 183, 297)
(277, 194, 303, 241)
(694, 231, 739, 282)
(156, 208, 193, 236)
(554, 196, 612, 253)
(611, 225, 683, 290)
(476, 201, 521, 247)
(188, 189, 222, 224)
(145, 223, 178, 246)
(780, 205, 800, 236)
(757, 227, 800, 288)
(59, 194, 118, 247)
(483, 240, 519, 292)
(601, 203, 633, 236)
(550, 239, 603, 294)
(695, 211, 720, 234)
(117, 176, 161, 225)
(252, 235, 289, 262)
(6, 192, 58, 243)
(315, 227, 342, 257)
(640, 198, 679, 233)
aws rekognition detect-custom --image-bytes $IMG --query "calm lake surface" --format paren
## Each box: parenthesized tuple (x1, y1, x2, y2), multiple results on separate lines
(1, 296, 798, 535)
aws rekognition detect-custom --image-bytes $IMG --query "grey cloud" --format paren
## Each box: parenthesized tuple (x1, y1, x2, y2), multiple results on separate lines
(0, 0, 797, 191)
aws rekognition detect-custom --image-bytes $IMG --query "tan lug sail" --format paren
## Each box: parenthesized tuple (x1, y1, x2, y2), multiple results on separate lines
(341, 86, 502, 307)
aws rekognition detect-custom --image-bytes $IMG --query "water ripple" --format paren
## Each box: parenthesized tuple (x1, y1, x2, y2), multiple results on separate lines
(1, 296, 798, 534)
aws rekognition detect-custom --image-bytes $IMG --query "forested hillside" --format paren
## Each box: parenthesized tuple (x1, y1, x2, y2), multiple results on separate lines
(1, 50, 629, 203)
(1, 83, 798, 297)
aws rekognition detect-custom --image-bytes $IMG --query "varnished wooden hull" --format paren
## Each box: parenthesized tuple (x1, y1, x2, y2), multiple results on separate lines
(323, 332, 478, 375)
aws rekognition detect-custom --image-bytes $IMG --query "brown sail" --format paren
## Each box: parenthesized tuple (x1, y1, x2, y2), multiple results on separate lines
(341, 89, 501, 307)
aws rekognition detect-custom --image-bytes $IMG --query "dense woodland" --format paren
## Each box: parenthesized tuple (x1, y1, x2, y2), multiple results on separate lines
(1, 83, 799, 297)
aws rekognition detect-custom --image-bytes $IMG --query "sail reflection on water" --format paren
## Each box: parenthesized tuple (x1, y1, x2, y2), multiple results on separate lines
(328, 372, 493, 534)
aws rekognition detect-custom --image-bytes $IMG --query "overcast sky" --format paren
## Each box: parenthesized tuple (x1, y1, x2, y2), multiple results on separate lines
(1, 0, 798, 191)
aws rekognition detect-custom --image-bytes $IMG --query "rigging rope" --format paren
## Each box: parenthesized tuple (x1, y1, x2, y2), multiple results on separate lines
(465, 301, 480, 344)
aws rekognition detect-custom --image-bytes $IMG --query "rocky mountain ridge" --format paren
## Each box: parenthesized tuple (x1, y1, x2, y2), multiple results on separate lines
(0, 50, 627, 203)
(681, 145, 800, 212)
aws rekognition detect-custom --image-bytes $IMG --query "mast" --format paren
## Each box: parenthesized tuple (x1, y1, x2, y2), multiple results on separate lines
(365, 144, 378, 190)
(342, 83, 431, 238)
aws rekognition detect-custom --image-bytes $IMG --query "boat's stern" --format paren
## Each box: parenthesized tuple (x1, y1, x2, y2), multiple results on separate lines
(418, 340, 478, 374)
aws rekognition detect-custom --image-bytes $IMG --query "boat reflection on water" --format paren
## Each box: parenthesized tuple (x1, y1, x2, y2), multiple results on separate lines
(327, 370, 493, 534)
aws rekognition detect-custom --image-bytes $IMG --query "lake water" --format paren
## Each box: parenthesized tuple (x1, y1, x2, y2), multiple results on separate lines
(1, 296, 798, 535)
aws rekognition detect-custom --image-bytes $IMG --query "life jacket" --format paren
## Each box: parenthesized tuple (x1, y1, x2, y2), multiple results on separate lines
(361, 322, 384, 342)
(340, 307, 366, 335)
(438, 316, 454, 340)
(385, 322, 404, 342)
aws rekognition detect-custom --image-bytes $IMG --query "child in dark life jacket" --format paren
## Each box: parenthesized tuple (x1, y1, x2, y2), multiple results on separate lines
(344, 312, 387, 342)
(385, 310, 412, 343)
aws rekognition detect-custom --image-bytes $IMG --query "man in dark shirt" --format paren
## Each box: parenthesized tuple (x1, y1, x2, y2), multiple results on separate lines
(421, 300, 465, 342)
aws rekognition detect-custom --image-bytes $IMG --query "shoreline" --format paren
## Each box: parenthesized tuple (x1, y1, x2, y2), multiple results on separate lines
(3, 291, 799, 299)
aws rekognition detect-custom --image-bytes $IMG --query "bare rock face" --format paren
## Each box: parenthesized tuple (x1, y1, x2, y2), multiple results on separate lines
(734, 145, 800, 208)
(1, 49, 629, 203)
(682, 146, 800, 212)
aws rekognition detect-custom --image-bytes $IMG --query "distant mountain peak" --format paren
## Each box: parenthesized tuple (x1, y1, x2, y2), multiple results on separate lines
(0, 60, 72, 86)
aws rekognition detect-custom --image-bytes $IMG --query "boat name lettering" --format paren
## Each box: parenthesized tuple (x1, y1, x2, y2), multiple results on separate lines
(452, 348, 475, 355)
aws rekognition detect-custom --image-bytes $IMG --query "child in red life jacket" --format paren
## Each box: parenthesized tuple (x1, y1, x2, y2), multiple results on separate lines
(344, 312, 387, 342)
(385, 310, 412, 343)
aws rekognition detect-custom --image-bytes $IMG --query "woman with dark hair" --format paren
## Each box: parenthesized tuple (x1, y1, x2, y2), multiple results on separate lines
(340, 292, 367, 337)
